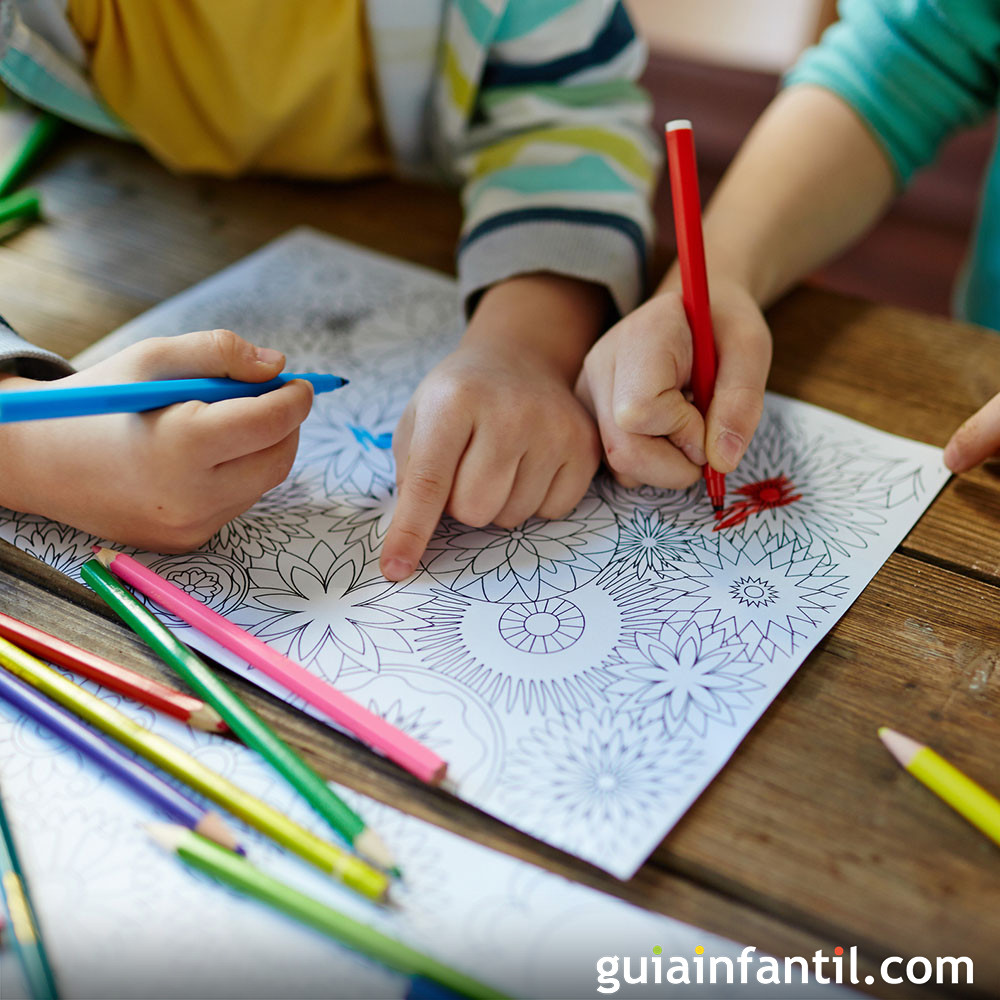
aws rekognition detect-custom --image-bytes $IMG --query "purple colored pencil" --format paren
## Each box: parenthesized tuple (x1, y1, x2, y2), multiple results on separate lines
(0, 663, 243, 854)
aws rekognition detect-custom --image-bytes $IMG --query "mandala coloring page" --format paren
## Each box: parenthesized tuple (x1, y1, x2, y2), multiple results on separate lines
(1, 229, 950, 878)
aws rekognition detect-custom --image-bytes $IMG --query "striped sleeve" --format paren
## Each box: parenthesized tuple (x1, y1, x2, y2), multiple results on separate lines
(450, 0, 661, 317)
(0, 314, 74, 378)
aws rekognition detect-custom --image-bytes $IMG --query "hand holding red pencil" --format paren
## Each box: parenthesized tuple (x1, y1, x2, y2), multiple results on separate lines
(577, 121, 771, 495)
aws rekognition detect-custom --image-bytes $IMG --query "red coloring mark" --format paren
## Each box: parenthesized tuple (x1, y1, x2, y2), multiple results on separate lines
(834, 948, 844, 956)
(713, 475, 803, 531)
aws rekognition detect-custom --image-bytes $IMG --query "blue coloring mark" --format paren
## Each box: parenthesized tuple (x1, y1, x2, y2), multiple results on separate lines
(349, 425, 393, 450)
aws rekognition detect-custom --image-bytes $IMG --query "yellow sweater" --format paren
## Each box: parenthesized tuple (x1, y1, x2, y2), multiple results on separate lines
(68, 0, 391, 178)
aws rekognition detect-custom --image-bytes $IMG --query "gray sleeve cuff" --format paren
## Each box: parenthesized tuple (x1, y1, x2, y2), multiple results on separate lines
(0, 315, 75, 379)
(457, 213, 647, 319)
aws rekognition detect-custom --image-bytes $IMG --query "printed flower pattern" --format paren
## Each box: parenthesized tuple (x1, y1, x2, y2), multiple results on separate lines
(422, 493, 619, 603)
(246, 540, 424, 675)
(607, 619, 762, 737)
(142, 550, 251, 628)
(209, 475, 324, 559)
(297, 392, 398, 496)
(414, 566, 667, 714)
(654, 527, 848, 659)
(13, 521, 100, 578)
(689, 403, 933, 557)
(613, 509, 700, 578)
(500, 708, 703, 861)
(327, 482, 398, 553)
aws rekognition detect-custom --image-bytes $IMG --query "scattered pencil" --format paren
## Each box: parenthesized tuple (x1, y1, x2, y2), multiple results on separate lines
(879, 727, 1000, 848)
(0, 611, 228, 733)
(147, 824, 508, 1000)
(0, 661, 242, 853)
(0, 373, 348, 423)
(0, 188, 41, 229)
(0, 636, 389, 902)
(0, 112, 61, 198)
(82, 559, 398, 874)
(95, 546, 449, 785)
(0, 777, 59, 1000)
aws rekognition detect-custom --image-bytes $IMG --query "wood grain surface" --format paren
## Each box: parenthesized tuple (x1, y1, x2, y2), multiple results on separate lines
(1, 124, 998, 998)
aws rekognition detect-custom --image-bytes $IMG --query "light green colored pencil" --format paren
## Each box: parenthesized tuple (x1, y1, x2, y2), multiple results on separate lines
(148, 824, 509, 1000)
(81, 558, 397, 875)
(0, 635, 388, 903)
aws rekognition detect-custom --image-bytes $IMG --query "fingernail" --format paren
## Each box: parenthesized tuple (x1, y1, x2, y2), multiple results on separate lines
(716, 431, 744, 468)
(255, 346, 284, 365)
(681, 442, 707, 466)
(382, 557, 413, 581)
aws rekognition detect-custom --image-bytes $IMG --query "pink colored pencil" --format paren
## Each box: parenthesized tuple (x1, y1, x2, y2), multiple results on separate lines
(93, 547, 449, 785)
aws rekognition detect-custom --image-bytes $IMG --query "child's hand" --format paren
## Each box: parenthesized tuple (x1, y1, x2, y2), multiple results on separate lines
(575, 279, 772, 488)
(0, 329, 313, 551)
(944, 392, 1000, 473)
(380, 275, 606, 582)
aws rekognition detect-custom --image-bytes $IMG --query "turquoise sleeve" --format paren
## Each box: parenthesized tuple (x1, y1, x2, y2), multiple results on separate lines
(784, 0, 1000, 185)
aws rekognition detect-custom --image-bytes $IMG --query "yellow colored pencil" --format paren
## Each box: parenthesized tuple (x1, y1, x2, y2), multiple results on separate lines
(879, 727, 1000, 847)
(0, 636, 389, 902)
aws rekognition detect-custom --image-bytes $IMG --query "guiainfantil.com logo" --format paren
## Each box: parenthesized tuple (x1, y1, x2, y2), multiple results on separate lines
(595, 944, 974, 992)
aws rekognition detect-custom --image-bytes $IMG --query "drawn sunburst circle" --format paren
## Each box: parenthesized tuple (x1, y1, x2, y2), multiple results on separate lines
(498, 598, 585, 653)
(728, 576, 779, 608)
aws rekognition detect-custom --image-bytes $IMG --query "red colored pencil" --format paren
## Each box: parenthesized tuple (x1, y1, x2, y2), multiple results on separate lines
(664, 119, 726, 511)
(0, 611, 228, 733)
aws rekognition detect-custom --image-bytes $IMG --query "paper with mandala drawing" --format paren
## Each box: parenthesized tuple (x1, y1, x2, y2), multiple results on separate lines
(0, 696, 851, 999)
(0, 228, 950, 879)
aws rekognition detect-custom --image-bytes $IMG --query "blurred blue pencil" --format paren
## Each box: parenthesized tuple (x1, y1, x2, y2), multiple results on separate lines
(0, 373, 347, 423)
(0, 664, 243, 854)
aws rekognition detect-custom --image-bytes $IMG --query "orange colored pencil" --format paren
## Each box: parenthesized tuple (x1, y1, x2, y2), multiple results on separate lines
(0, 611, 227, 733)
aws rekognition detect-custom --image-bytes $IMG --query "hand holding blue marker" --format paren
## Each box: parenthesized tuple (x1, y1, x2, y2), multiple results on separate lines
(0, 373, 347, 423)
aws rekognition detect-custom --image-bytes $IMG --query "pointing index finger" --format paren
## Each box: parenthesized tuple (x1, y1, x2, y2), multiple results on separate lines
(380, 408, 472, 581)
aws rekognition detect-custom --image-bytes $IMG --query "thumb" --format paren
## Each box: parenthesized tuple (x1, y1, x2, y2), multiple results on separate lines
(113, 329, 285, 383)
(944, 391, 1000, 473)
(704, 312, 771, 474)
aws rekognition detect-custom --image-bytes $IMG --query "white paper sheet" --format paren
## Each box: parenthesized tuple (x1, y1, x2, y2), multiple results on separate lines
(0, 228, 951, 878)
(0, 692, 854, 999)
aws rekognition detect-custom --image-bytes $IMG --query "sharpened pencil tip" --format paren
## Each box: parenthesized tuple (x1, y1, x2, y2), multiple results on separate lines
(145, 822, 187, 852)
(388, 866, 403, 880)
(92, 546, 118, 568)
(354, 827, 398, 874)
(878, 727, 922, 767)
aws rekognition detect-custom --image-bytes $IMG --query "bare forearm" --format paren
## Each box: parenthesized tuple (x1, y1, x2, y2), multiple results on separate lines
(662, 85, 897, 306)
(465, 273, 610, 383)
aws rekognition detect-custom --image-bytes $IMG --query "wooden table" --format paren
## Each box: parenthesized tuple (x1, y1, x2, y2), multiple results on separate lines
(2, 127, 999, 999)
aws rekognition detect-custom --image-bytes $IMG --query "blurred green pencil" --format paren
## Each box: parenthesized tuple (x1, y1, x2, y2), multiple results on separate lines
(0, 189, 40, 228)
(81, 559, 398, 875)
(0, 779, 59, 1000)
(0, 113, 60, 197)
(148, 824, 508, 1000)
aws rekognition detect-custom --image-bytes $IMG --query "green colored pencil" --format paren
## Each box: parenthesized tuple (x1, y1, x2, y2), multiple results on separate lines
(0, 636, 388, 903)
(0, 113, 60, 197)
(0, 188, 41, 228)
(148, 824, 509, 1000)
(0, 780, 59, 1000)
(80, 559, 397, 874)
